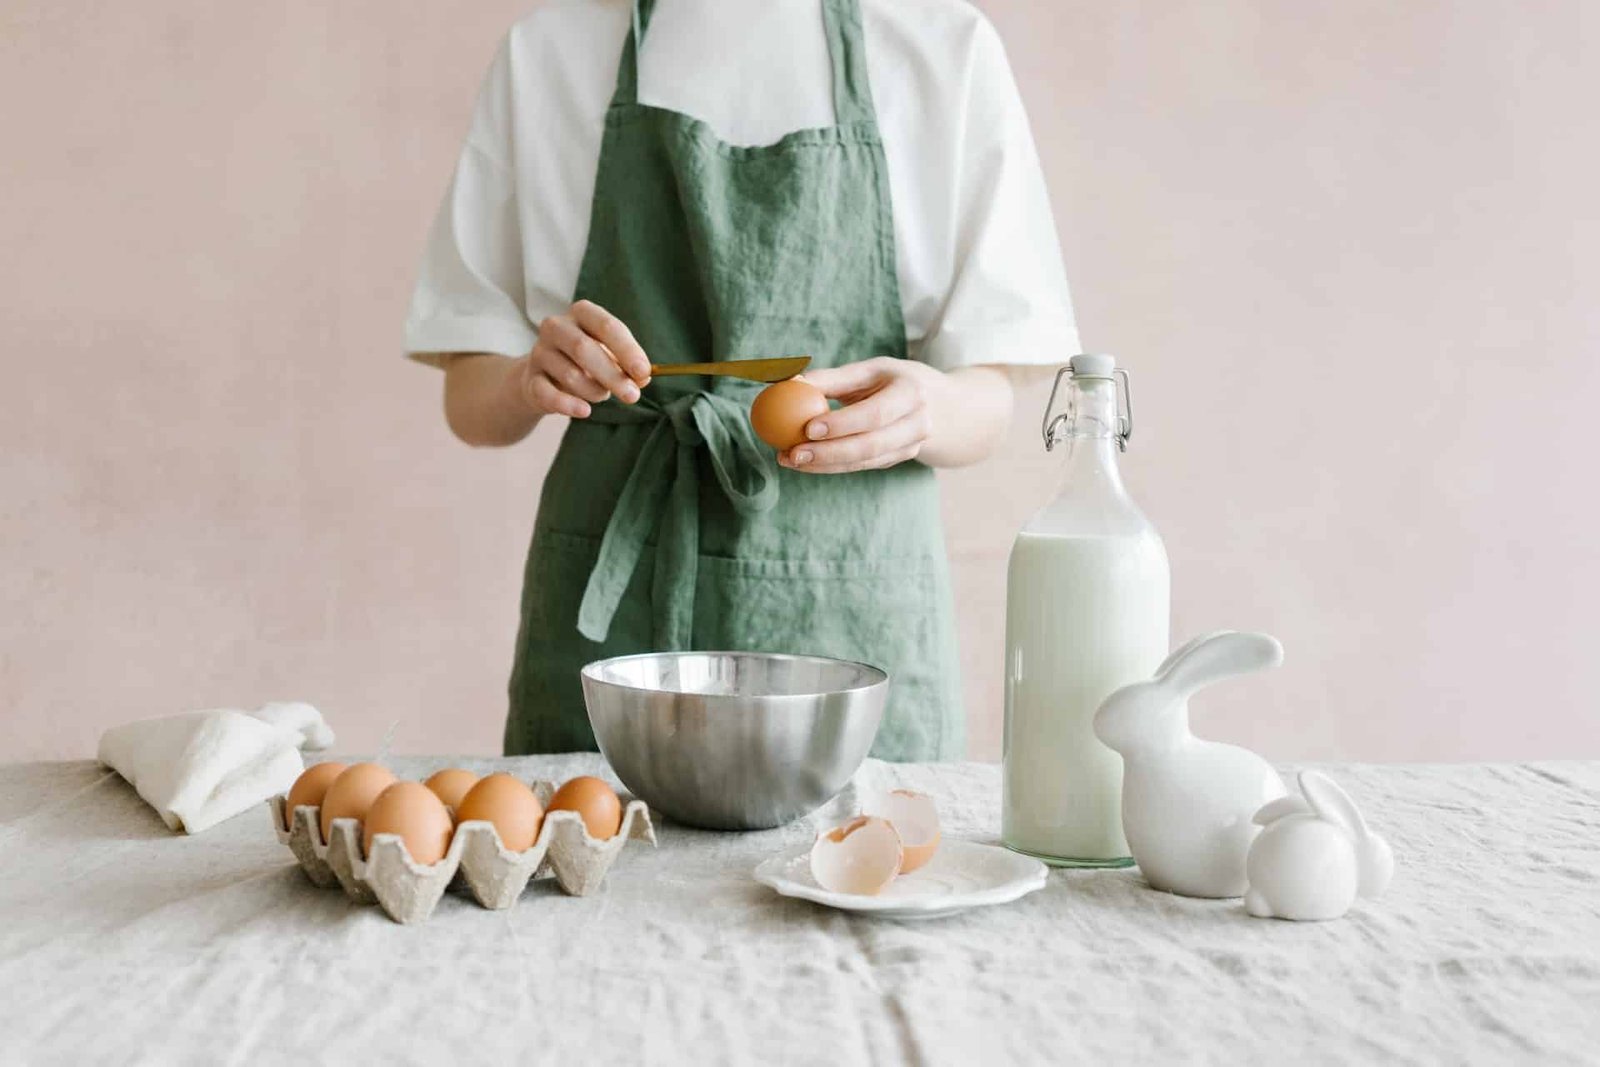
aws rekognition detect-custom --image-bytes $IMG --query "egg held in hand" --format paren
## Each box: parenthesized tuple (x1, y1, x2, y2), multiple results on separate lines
(455, 773, 545, 852)
(363, 781, 454, 866)
(285, 761, 347, 819)
(548, 776, 623, 840)
(319, 762, 397, 843)
(423, 768, 480, 811)
(749, 377, 829, 451)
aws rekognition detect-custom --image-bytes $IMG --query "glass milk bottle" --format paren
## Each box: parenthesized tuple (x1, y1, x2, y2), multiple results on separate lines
(1002, 354, 1170, 866)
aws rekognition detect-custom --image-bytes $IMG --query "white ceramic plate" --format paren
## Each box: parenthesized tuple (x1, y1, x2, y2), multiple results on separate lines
(754, 839, 1048, 920)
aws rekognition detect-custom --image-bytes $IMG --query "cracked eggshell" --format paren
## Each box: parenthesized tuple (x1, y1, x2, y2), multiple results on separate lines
(866, 789, 941, 873)
(810, 816, 903, 896)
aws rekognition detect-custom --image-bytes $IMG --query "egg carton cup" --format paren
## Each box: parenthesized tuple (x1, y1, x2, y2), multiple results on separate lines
(269, 780, 655, 924)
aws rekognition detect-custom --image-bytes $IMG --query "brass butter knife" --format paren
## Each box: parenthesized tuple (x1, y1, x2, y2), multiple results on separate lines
(648, 356, 810, 383)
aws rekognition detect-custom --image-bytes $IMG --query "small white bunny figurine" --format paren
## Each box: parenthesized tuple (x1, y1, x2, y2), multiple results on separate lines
(1093, 631, 1287, 898)
(1244, 770, 1395, 921)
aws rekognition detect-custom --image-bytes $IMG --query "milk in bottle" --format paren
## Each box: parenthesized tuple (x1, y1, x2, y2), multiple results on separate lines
(1002, 354, 1170, 866)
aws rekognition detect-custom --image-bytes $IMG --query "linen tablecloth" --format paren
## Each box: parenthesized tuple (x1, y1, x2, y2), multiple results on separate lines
(1, 756, 1596, 1065)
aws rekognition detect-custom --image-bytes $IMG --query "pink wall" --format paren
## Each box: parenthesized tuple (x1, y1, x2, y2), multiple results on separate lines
(3, 2, 1595, 763)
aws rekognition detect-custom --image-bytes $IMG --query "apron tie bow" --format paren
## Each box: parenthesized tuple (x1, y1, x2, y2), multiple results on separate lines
(576, 390, 779, 647)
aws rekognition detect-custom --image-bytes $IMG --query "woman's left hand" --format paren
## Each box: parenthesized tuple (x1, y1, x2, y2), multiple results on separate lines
(779, 357, 943, 474)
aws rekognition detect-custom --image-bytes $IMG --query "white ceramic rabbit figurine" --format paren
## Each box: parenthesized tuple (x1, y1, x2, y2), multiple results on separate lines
(1092, 631, 1287, 898)
(1244, 770, 1395, 921)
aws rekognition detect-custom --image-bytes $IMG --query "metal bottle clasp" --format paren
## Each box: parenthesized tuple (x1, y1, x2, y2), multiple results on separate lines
(1041, 361, 1133, 452)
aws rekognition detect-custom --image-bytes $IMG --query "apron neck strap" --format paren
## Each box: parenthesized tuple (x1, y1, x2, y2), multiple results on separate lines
(609, 0, 878, 125)
(821, 0, 876, 126)
(610, 0, 658, 108)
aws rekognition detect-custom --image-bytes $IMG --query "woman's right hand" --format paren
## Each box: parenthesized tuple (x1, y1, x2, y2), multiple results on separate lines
(510, 300, 652, 419)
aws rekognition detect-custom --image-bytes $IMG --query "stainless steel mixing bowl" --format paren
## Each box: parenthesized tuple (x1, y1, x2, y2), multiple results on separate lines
(581, 651, 888, 831)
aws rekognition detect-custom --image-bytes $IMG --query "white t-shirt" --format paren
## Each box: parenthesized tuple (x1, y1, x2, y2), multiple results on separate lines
(403, 0, 1079, 370)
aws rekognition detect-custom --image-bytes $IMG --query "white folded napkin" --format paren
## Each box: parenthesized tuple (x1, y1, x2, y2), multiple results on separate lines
(97, 701, 335, 834)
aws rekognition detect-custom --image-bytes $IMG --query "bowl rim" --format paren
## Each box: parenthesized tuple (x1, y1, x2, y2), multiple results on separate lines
(580, 650, 890, 699)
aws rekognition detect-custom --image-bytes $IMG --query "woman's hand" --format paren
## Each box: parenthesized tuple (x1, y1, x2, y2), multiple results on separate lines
(442, 301, 649, 447)
(780, 358, 1015, 473)
(510, 300, 652, 419)
(779, 358, 936, 473)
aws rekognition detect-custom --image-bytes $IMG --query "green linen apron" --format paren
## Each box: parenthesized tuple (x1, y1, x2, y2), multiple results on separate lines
(506, 0, 963, 761)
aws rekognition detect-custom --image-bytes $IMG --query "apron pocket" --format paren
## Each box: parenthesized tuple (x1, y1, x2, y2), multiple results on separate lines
(508, 529, 657, 754)
(692, 553, 960, 761)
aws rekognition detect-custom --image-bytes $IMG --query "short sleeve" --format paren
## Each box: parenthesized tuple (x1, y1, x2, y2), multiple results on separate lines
(915, 18, 1080, 370)
(402, 40, 538, 367)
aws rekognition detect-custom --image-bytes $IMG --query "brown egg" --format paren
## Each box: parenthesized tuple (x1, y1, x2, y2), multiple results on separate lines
(285, 761, 347, 822)
(363, 782, 454, 865)
(319, 762, 396, 843)
(548, 776, 623, 841)
(423, 768, 480, 811)
(455, 773, 544, 852)
(750, 377, 829, 451)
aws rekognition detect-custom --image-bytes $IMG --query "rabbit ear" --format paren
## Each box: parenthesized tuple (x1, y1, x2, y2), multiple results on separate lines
(1159, 632, 1283, 695)
(1252, 794, 1311, 825)
(1299, 770, 1371, 839)
(1155, 633, 1227, 679)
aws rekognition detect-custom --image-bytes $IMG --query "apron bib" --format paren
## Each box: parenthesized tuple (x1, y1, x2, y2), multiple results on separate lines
(506, 0, 963, 761)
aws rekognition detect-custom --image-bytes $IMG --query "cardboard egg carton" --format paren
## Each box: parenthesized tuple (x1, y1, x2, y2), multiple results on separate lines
(269, 779, 655, 924)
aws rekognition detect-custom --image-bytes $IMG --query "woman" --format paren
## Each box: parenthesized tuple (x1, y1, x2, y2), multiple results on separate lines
(404, 0, 1078, 760)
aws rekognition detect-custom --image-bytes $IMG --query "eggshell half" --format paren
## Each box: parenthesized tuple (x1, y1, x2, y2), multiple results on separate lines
(320, 762, 396, 844)
(423, 768, 480, 811)
(810, 816, 904, 895)
(363, 782, 454, 866)
(866, 789, 941, 873)
(548, 776, 623, 840)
